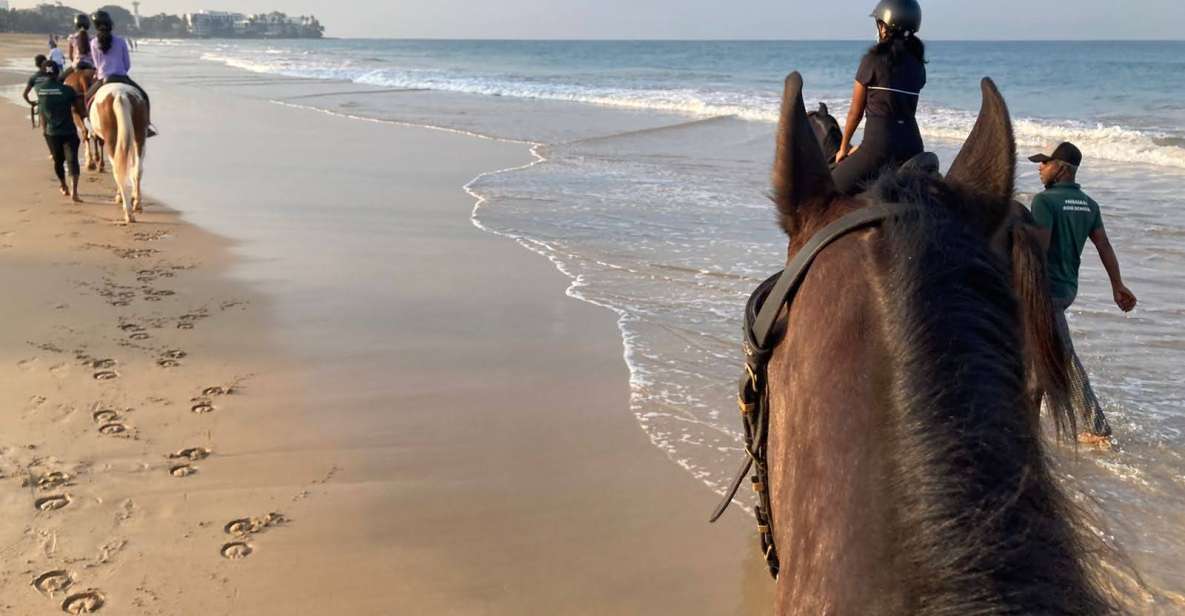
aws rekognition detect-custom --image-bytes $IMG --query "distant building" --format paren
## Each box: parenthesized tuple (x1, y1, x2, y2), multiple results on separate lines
(184, 9, 323, 38)
(0, 0, 10, 10)
(184, 11, 246, 37)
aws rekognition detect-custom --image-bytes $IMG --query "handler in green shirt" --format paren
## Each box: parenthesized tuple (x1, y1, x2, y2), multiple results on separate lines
(36, 61, 85, 203)
(1028, 142, 1137, 445)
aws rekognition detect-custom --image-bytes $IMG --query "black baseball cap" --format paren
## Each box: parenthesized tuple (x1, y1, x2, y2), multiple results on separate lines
(1028, 142, 1082, 167)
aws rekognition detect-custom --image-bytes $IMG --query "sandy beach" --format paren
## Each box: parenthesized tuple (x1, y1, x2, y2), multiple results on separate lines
(1, 33, 771, 614)
(5, 28, 1184, 614)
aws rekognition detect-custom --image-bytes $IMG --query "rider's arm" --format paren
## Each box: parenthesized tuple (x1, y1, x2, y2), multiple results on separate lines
(22, 80, 36, 106)
(121, 38, 131, 72)
(1089, 225, 1137, 312)
(837, 81, 867, 161)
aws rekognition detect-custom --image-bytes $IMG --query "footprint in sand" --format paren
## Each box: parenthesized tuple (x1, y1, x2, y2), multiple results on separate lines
(224, 513, 287, 537)
(32, 570, 73, 596)
(129, 332, 151, 341)
(157, 359, 181, 369)
(93, 371, 119, 381)
(169, 447, 211, 461)
(61, 590, 105, 614)
(34, 494, 71, 511)
(220, 541, 253, 560)
(177, 322, 194, 330)
(118, 323, 143, 332)
(37, 471, 73, 491)
(98, 423, 129, 437)
(163, 350, 188, 360)
(88, 359, 116, 370)
(92, 409, 119, 424)
(191, 402, 215, 414)
(169, 464, 198, 478)
(201, 385, 234, 397)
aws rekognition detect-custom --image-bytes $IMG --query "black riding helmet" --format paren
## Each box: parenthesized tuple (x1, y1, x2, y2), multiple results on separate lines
(74, 13, 91, 29)
(91, 10, 113, 30)
(870, 0, 922, 34)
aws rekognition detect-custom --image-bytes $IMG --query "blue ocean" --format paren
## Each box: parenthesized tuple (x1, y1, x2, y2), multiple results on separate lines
(140, 38, 1185, 598)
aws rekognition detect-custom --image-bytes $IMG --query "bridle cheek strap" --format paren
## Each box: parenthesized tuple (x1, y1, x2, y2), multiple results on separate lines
(709, 201, 919, 580)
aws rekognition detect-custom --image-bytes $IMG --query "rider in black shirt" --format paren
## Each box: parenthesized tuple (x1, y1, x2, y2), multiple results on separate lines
(832, 0, 927, 195)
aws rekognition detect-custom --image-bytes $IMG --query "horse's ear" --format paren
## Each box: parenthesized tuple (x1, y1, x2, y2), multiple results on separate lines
(772, 72, 835, 236)
(946, 78, 1016, 234)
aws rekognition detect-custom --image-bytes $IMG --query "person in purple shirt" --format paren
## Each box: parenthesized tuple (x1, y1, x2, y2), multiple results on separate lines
(85, 10, 155, 136)
(66, 14, 94, 71)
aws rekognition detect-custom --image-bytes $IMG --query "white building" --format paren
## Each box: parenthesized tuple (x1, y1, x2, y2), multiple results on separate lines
(0, 1, 10, 10)
(184, 11, 246, 37)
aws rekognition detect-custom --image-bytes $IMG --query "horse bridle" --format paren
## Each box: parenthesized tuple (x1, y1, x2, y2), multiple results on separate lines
(710, 201, 918, 579)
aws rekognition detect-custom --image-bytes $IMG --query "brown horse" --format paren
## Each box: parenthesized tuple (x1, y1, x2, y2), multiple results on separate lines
(89, 83, 147, 223)
(761, 73, 1117, 614)
(62, 68, 105, 173)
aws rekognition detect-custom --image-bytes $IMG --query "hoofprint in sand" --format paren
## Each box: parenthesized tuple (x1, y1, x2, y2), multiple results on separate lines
(0, 80, 336, 614)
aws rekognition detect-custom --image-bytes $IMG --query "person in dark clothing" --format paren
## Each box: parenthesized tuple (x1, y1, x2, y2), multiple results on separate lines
(36, 62, 85, 203)
(21, 54, 50, 107)
(1029, 142, 1137, 446)
(23, 55, 51, 135)
(832, 0, 927, 195)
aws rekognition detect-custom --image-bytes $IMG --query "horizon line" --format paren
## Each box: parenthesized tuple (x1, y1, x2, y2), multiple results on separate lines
(325, 36, 1185, 43)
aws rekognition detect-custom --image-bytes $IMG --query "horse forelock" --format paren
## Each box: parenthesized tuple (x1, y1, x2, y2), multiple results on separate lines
(861, 168, 1117, 614)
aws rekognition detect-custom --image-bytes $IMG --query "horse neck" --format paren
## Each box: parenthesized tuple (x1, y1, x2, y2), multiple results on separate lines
(768, 198, 1113, 615)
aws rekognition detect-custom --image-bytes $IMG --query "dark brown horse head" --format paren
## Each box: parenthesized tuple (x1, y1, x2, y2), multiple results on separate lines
(763, 73, 1117, 614)
(772, 73, 1075, 437)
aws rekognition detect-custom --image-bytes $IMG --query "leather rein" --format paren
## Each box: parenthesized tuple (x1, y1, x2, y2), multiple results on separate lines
(710, 202, 917, 579)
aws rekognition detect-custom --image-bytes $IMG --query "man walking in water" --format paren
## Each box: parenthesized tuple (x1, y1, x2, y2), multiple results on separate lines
(1029, 142, 1137, 445)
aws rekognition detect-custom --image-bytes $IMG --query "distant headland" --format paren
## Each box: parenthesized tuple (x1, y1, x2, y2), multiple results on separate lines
(0, 4, 324, 39)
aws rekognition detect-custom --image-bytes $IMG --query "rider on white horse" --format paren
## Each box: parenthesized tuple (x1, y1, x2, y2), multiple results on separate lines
(85, 10, 156, 137)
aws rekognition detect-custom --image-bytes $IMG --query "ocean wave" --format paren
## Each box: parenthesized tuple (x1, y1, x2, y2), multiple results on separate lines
(199, 51, 1185, 170)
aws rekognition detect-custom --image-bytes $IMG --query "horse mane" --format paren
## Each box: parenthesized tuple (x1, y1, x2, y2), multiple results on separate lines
(866, 168, 1117, 615)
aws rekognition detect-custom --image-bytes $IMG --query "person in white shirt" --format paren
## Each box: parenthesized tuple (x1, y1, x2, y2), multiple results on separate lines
(48, 37, 66, 68)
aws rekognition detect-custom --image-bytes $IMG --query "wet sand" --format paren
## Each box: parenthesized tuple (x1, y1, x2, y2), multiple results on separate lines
(1, 34, 770, 614)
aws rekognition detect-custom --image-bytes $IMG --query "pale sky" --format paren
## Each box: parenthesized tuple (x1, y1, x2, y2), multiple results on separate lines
(16, 0, 1184, 40)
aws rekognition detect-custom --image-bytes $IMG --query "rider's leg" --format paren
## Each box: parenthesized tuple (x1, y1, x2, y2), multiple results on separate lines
(122, 77, 150, 115)
(834, 123, 891, 196)
(85, 78, 102, 109)
(121, 76, 155, 136)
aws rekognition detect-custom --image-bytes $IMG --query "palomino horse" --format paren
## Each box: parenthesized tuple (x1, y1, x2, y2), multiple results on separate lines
(756, 73, 1115, 614)
(89, 83, 147, 223)
(62, 68, 105, 172)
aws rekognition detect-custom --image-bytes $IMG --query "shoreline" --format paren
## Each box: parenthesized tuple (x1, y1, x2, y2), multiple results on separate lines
(2, 32, 772, 614)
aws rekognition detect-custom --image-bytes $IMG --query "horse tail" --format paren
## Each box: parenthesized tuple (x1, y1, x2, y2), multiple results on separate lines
(110, 88, 138, 216)
(113, 90, 134, 168)
(1009, 214, 1076, 438)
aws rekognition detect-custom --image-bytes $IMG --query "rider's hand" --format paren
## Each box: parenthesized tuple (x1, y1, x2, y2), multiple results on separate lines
(1113, 284, 1137, 312)
(834, 145, 850, 164)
